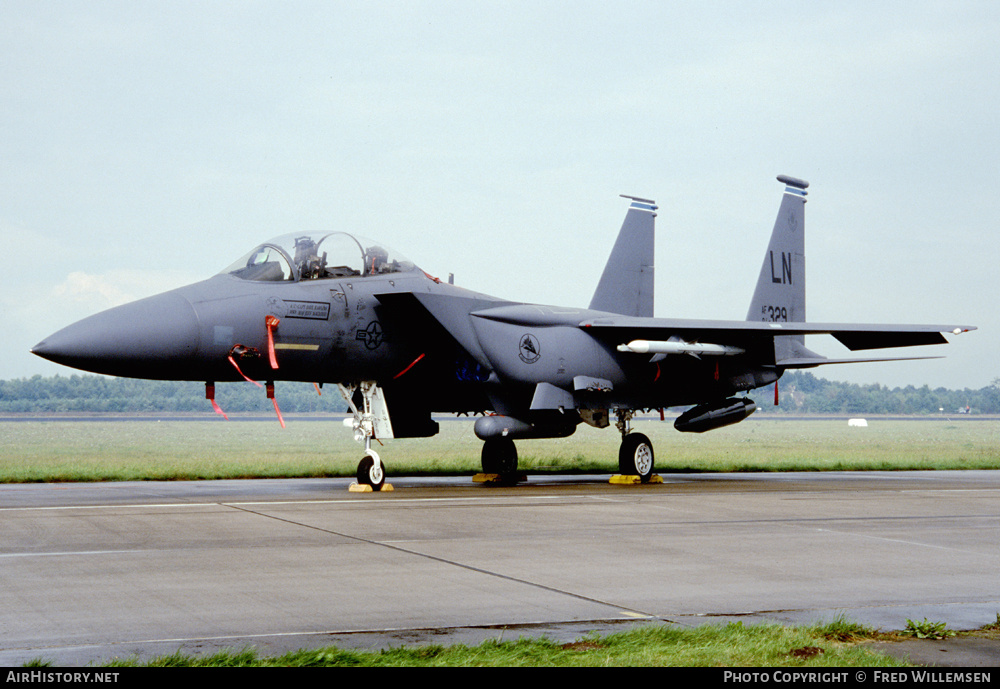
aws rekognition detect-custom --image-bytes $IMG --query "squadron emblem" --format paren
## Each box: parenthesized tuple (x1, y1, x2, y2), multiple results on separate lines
(518, 334, 541, 364)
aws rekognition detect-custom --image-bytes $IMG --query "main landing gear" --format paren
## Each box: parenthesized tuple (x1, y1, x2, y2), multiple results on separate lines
(339, 382, 392, 492)
(480, 436, 519, 480)
(615, 409, 655, 482)
(475, 410, 656, 486)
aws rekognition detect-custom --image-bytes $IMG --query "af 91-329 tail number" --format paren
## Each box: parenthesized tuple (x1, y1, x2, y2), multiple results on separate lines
(760, 305, 788, 322)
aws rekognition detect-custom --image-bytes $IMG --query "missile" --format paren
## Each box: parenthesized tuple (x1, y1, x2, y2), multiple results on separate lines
(617, 340, 745, 356)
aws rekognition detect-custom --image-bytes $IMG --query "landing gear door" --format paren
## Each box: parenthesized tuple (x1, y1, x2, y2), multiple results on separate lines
(365, 382, 394, 440)
(338, 382, 395, 441)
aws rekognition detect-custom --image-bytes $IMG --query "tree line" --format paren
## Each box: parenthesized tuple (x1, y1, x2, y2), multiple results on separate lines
(1, 371, 999, 415)
(746, 371, 1000, 415)
(0, 375, 342, 414)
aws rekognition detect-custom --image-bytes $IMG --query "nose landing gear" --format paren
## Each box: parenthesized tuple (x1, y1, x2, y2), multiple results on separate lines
(339, 382, 394, 492)
(356, 450, 386, 491)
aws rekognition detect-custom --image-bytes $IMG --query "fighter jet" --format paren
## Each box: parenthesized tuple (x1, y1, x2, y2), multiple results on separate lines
(32, 175, 974, 490)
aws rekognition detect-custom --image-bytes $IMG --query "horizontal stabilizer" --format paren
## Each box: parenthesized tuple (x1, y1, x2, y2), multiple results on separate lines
(777, 355, 944, 369)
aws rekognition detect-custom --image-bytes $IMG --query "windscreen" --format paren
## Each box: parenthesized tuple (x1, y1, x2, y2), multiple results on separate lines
(221, 232, 417, 282)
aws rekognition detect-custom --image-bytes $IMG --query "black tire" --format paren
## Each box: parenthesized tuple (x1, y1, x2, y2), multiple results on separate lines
(618, 433, 654, 482)
(481, 437, 518, 475)
(356, 455, 386, 491)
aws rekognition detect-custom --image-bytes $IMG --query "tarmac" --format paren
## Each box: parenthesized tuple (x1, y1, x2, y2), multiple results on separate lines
(1, 471, 997, 667)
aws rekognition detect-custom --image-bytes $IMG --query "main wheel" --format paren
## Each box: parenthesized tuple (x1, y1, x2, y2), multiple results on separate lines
(357, 452, 386, 491)
(619, 433, 654, 482)
(481, 437, 518, 475)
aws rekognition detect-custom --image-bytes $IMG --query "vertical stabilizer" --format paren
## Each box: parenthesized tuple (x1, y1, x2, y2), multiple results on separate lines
(589, 196, 656, 317)
(747, 176, 810, 365)
(746, 175, 808, 325)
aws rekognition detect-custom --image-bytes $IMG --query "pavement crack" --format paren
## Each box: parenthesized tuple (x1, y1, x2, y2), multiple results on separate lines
(222, 502, 659, 621)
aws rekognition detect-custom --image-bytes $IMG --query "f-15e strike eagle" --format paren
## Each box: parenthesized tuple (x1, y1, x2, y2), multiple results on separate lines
(33, 175, 974, 490)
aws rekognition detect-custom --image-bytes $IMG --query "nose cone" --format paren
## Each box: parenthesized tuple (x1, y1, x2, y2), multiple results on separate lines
(32, 291, 201, 379)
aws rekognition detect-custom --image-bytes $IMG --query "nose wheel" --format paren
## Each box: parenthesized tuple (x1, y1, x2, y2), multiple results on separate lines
(357, 450, 386, 491)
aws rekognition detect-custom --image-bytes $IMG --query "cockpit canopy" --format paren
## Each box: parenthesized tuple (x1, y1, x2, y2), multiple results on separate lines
(221, 232, 418, 282)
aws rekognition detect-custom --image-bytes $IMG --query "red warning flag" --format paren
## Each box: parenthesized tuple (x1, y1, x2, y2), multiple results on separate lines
(265, 315, 280, 369)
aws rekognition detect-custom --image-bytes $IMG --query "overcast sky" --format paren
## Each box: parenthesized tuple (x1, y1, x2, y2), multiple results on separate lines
(2, 1, 996, 391)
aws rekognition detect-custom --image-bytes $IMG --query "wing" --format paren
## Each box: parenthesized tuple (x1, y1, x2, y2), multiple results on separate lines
(576, 315, 976, 367)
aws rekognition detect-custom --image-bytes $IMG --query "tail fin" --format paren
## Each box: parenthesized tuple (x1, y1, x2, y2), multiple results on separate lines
(746, 175, 810, 364)
(746, 175, 808, 325)
(589, 195, 656, 317)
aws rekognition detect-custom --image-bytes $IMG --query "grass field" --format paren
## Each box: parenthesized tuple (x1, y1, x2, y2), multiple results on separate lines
(98, 618, 909, 667)
(2, 416, 998, 482)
